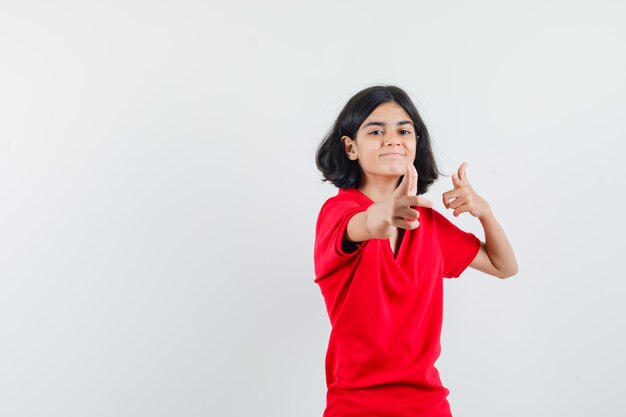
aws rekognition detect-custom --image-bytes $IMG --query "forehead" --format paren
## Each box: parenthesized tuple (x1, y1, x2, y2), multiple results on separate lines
(362, 102, 411, 125)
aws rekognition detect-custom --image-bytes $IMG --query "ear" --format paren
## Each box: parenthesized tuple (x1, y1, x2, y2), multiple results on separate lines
(341, 135, 358, 160)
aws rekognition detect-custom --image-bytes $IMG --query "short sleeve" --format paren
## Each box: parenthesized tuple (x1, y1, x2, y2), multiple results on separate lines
(314, 198, 368, 280)
(432, 209, 481, 278)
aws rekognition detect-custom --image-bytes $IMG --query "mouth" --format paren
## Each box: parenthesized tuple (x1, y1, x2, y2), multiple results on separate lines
(380, 153, 405, 157)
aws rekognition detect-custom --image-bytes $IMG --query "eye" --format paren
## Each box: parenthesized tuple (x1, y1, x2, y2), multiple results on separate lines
(400, 129, 413, 135)
(369, 130, 383, 135)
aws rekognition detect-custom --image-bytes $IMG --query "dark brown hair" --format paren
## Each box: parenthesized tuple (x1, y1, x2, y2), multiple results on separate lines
(316, 85, 439, 195)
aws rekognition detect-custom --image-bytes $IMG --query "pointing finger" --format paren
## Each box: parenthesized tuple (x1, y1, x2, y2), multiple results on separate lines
(407, 195, 433, 208)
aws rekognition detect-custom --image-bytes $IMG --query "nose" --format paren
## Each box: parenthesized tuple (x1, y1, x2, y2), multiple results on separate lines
(383, 132, 402, 146)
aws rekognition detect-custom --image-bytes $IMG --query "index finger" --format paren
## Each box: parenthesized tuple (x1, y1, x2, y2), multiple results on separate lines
(407, 194, 433, 208)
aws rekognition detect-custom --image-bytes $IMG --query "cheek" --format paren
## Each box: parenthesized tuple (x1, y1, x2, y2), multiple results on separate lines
(407, 142, 417, 158)
(364, 144, 379, 155)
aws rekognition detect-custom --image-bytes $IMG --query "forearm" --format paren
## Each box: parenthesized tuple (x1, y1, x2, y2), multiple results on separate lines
(344, 211, 374, 243)
(344, 203, 393, 243)
(479, 209, 518, 277)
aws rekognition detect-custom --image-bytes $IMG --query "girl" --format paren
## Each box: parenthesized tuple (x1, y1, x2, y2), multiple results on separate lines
(313, 85, 518, 417)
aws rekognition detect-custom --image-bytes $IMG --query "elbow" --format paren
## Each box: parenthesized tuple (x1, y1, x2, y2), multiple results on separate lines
(498, 265, 518, 280)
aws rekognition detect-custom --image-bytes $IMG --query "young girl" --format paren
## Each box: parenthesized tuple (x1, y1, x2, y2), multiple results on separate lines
(314, 85, 518, 417)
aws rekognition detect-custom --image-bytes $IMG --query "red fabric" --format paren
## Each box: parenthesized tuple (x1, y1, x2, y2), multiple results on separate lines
(314, 187, 480, 417)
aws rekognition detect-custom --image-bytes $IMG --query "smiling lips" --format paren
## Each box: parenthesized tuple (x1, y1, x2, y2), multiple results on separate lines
(380, 152, 405, 157)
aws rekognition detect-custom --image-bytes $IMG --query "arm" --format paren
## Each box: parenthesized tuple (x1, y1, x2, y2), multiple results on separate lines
(470, 211, 518, 279)
(344, 210, 374, 243)
(443, 162, 518, 280)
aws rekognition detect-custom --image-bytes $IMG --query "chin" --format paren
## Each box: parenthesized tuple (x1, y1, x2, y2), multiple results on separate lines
(387, 166, 406, 176)
(383, 171, 404, 180)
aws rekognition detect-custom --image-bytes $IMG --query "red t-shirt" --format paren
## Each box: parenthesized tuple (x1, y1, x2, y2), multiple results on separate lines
(314, 187, 480, 417)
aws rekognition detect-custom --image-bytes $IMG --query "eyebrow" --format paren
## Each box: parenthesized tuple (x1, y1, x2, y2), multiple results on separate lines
(361, 120, 414, 129)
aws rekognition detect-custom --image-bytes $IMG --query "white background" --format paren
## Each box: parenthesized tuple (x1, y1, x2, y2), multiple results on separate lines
(1, 1, 625, 416)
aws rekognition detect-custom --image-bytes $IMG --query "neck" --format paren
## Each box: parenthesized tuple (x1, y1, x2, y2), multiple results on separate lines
(358, 175, 402, 203)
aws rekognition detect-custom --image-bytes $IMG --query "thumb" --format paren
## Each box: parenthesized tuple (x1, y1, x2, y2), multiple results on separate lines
(457, 162, 469, 184)
(394, 163, 417, 196)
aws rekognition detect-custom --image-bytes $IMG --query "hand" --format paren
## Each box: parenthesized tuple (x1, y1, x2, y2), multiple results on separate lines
(367, 163, 433, 237)
(442, 162, 491, 218)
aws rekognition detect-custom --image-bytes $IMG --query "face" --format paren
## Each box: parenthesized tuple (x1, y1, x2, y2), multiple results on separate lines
(342, 101, 418, 182)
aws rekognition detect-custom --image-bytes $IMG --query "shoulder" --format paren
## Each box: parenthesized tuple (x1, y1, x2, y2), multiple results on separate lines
(316, 189, 370, 236)
(422, 206, 450, 224)
(413, 206, 458, 234)
(318, 188, 369, 215)
(412, 205, 440, 223)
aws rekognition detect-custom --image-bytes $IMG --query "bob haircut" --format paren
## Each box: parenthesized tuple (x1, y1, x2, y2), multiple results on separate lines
(316, 85, 439, 195)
